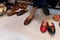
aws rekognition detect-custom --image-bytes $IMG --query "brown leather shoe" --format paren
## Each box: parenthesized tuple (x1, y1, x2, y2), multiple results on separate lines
(24, 17, 34, 25)
(7, 10, 16, 16)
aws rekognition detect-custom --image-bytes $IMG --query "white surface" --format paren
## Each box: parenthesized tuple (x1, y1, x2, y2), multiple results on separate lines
(0, 32, 31, 40)
(0, 5, 60, 40)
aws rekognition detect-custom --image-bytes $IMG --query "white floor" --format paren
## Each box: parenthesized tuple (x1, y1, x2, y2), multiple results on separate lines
(0, 5, 60, 40)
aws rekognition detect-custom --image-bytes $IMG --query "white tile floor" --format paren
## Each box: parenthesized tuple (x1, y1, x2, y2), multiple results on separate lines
(0, 5, 60, 40)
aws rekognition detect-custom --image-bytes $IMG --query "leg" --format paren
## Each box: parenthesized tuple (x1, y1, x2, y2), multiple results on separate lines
(47, 0, 59, 8)
(27, 7, 37, 20)
(58, 1, 60, 6)
(24, 7, 37, 25)
(37, 0, 50, 16)
(42, 6, 50, 16)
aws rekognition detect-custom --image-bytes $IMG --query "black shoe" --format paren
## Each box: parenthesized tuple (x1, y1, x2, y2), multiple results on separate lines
(47, 23, 56, 35)
(42, 7, 50, 16)
(48, 26, 56, 35)
(16, 10, 28, 16)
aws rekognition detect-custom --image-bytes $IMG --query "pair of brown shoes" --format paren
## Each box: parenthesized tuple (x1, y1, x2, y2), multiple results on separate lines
(7, 2, 28, 16)
(7, 9, 28, 16)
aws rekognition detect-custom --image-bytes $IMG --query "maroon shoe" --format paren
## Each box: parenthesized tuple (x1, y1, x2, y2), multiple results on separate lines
(24, 17, 34, 25)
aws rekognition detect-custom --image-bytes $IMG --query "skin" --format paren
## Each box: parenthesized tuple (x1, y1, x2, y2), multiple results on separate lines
(26, 7, 37, 20)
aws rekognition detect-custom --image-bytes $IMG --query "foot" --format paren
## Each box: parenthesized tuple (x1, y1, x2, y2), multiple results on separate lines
(24, 7, 37, 25)
(24, 15, 34, 25)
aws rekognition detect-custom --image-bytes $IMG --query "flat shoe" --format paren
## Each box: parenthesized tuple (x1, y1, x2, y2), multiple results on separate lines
(53, 15, 60, 21)
(7, 10, 16, 16)
(24, 17, 34, 25)
(40, 21, 48, 33)
(48, 22, 56, 35)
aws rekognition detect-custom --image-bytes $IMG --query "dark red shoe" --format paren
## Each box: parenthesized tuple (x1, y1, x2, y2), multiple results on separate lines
(40, 21, 48, 33)
(24, 16, 34, 25)
(48, 22, 56, 35)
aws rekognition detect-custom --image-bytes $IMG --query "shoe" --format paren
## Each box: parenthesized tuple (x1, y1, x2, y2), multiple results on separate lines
(48, 22, 56, 35)
(16, 10, 28, 16)
(42, 7, 50, 16)
(15, 2, 27, 9)
(7, 10, 16, 16)
(40, 20, 48, 33)
(24, 16, 34, 25)
(0, 4, 7, 16)
(0, 13, 3, 16)
(7, 5, 20, 16)
(53, 15, 60, 21)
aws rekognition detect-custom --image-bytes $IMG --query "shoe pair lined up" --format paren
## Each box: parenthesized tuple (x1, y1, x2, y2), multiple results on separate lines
(40, 19, 55, 35)
(7, 9, 28, 16)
